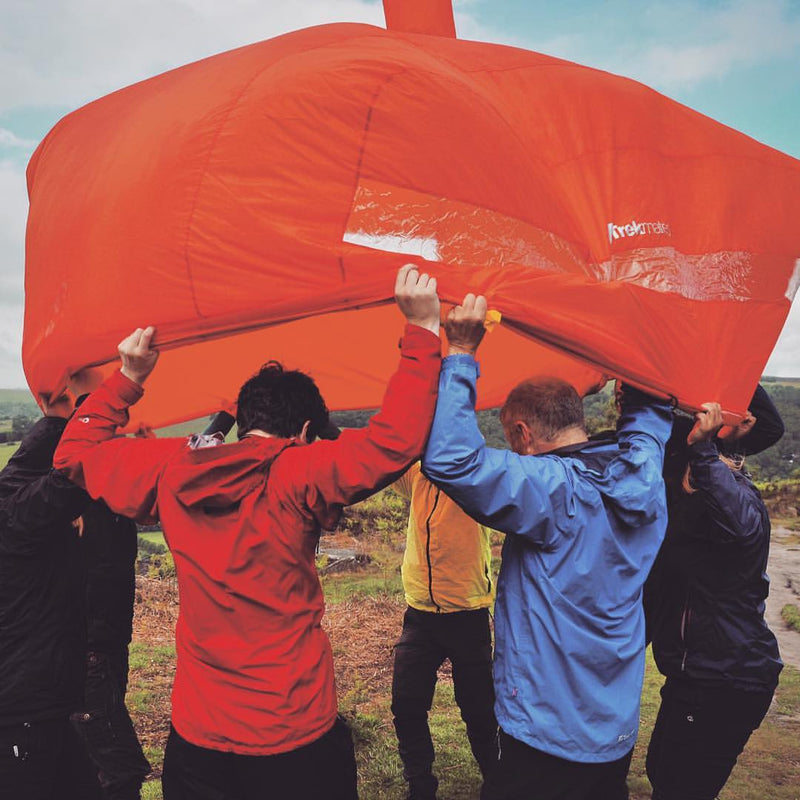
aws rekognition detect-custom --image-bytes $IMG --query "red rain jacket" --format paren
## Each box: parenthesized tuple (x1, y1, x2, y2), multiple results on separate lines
(54, 324, 440, 755)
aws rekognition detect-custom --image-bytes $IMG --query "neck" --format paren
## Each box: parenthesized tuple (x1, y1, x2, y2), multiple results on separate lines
(243, 429, 273, 439)
(535, 426, 587, 455)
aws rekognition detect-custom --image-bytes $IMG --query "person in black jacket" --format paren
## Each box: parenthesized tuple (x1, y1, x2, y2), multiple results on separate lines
(644, 384, 784, 800)
(70, 499, 152, 800)
(0, 397, 103, 799)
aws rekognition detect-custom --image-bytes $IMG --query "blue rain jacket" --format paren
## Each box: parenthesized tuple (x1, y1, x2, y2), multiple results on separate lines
(422, 355, 672, 763)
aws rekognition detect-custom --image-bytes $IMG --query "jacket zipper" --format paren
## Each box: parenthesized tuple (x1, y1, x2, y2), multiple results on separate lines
(426, 488, 441, 612)
(484, 560, 492, 595)
(679, 597, 691, 672)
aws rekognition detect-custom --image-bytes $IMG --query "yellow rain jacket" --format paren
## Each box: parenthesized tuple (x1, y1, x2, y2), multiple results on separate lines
(394, 463, 494, 613)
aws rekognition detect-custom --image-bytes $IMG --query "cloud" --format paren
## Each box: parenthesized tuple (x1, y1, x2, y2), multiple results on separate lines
(0, 0, 385, 111)
(0, 160, 28, 387)
(637, 0, 800, 89)
(514, 0, 800, 92)
(765, 300, 800, 377)
(0, 128, 37, 149)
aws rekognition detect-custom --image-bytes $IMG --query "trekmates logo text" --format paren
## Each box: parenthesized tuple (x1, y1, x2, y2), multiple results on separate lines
(607, 220, 671, 244)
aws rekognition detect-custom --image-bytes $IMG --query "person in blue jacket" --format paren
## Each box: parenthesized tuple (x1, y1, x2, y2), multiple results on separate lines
(421, 294, 672, 800)
(644, 386, 784, 800)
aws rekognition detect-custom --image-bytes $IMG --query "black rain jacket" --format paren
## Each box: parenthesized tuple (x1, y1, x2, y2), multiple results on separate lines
(0, 416, 89, 725)
(645, 386, 784, 692)
(82, 500, 138, 657)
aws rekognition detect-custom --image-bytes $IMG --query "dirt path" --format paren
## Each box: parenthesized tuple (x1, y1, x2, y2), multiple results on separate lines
(766, 527, 800, 669)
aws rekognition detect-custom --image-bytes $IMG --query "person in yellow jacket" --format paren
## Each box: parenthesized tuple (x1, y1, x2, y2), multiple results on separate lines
(391, 462, 497, 800)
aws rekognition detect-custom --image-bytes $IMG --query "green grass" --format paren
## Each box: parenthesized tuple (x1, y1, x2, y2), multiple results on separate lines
(351, 682, 484, 800)
(781, 604, 800, 633)
(323, 574, 404, 604)
(0, 443, 18, 469)
(129, 641, 176, 671)
(349, 655, 800, 800)
(125, 622, 800, 800)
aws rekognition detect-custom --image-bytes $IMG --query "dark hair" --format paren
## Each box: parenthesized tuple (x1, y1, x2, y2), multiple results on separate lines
(236, 361, 329, 441)
(500, 377, 585, 442)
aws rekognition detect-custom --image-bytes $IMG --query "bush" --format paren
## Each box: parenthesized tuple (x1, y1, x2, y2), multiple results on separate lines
(337, 488, 409, 538)
(138, 536, 166, 555)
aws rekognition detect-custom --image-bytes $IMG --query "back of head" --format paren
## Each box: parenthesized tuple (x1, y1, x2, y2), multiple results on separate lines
(236, 361, 330, 441)
(501, 377, 585, 442)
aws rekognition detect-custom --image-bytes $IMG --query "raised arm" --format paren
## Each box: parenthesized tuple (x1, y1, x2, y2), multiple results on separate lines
(53, 327, 181, 522)
(685, 403, 765, 540)
(615, 384, 673, 463)
(421, 294, 567, 544)
(299, 266, 442, 515)
(421, 355, 567, 544)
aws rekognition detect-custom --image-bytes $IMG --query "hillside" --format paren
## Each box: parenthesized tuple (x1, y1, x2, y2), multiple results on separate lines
(2, 378, 799, 479)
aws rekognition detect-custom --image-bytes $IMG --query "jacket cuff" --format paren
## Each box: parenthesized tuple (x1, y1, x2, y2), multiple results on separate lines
(442, 353, 480, 378)
(401, 323, 441, 350)
(107, 369, 145, 405)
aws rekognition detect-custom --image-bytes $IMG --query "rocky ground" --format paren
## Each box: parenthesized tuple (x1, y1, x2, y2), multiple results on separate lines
(766, 527, 800, 669)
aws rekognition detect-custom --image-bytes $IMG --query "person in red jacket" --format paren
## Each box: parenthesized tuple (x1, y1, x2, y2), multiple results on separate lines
(54, 265, 442, 800)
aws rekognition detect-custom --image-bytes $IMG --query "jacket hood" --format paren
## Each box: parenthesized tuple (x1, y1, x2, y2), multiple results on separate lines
(163, 436, 293, 509)
(0, 416, 66, 499)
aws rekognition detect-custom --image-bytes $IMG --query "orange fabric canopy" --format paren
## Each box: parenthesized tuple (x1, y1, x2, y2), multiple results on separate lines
(23, 4, 800, 430)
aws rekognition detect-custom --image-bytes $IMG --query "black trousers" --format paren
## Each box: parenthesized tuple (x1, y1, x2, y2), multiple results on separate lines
(0, 717, 104, 800)
(646, 677, 774, 800)
(161, 716, 358, 800)
(391, 606, 498, 797)
(483, 729, 633, 800)
(71, 650, 152, 800)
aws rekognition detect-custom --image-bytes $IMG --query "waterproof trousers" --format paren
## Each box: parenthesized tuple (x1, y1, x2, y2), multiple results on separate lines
(71, 649, 152, 800)
(483, 729, 633, 800)
(391, 606, 498, 800)
(0, 717, 104, 800)
(161, 716, 358, 800)
(646, 677, 774, 800)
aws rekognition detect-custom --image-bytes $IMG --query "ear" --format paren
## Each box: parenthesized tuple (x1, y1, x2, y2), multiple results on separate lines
(297, 419, 312, 445)
(517, 421, 535, 455)
(509, 420, 534, 455)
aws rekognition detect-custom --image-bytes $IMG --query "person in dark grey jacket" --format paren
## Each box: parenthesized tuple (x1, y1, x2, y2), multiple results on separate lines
(70, 498, 152, 800)
(645, 385, 784, 800)
(0, 400, 102, 799)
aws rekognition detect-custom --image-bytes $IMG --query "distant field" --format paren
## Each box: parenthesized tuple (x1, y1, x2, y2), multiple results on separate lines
(0, 388, 38, 404)
(0, 443, 17, 470)
(763, 376, 800, 387)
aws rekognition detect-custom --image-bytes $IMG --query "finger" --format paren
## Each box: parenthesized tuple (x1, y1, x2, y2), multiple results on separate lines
(417, 273, 430, 290)
(395, 264, 416, 294)
(139, 326, 156, 352)
(401, 264, 420, 288)
(119, 328, 143, 354)
(474, 295, 488, 317)
(427, 277, 437, 294)
(462, 293, 476, 311)
(130, 327, 145, 349)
